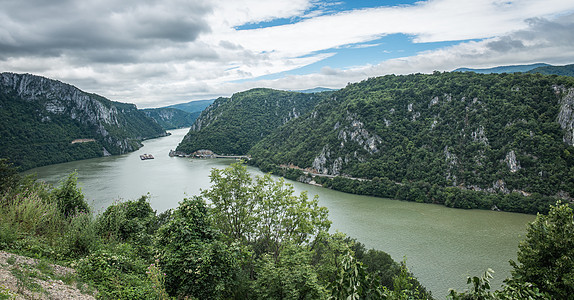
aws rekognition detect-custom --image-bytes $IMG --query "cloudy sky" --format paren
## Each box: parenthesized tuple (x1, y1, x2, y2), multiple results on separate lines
(1, 0, 574, 108)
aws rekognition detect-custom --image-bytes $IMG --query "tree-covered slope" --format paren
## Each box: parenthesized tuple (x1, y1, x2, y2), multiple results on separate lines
(141, 107, 198, 130)
(0, 72, 167, 170)
(250, 72, 574, 212)
(176, 88, 329, 155)
(528, 64, 574, 77)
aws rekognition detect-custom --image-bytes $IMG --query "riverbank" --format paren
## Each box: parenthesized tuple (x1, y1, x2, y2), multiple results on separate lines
(256, 162, 561, 215)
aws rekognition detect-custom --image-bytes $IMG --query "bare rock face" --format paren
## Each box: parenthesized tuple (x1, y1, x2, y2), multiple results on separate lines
(312, 145, 331, 175)
(0, 72, 165, 156)
(505, 150, 521, 173)
(556, 86, 574, 146)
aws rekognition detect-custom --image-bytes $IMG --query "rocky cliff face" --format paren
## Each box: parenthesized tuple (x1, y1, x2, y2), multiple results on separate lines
(556, 86, 574, 146)
(188, 97, 229, 132)
(0, 72, 166, 168)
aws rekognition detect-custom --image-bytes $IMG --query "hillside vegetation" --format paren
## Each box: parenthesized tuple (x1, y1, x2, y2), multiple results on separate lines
(246, 72, 574, 214)
(176, 88, 330, 155)
(0, 73, 166, 170)
(528, 64, 574, 77)
(141, 107, 198, 130)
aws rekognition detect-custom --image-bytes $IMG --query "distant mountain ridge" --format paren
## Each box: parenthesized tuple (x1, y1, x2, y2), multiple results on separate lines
(454, 63, 551, 74)
(292, 87, 338, 93)
(527, 64, 574, 77)
(0, 72, 167, 169)
(165, 99, 215, 113)
(141, 99, 216, 130)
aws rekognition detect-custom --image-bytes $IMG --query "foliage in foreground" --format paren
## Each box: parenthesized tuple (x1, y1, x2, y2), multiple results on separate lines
(1, 159, 573, 299)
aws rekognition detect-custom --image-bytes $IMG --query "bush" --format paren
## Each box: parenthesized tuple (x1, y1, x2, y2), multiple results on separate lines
(155, 196, 238, 299)
(60, 211, 97, 258)
(76, 244, 155, 299)
(96, 195, 158, 260)
(51, 172, 90, 218)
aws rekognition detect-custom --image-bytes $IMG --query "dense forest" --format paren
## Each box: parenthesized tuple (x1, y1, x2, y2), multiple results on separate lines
(0, 73, 166, 170)
(1, 160, 572, 299)
(176, 88, 331, 155)
(250, 72, 574, 214)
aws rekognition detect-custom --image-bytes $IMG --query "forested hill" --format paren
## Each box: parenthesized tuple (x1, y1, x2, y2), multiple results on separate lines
(141, 107, 197, 130)
(0, 72, 167, 170)
(249, 72, 574, 214)
(528, 64, 574, 77)
(176, 88, 330, 155)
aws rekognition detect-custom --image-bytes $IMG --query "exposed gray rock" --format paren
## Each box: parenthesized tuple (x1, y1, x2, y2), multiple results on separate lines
(505, 150, 521, 173)
(556, 86, 574, 146)
(471, 125, 489, 145)
(312, 145, 331, 175)
(0, 72, 165, 156)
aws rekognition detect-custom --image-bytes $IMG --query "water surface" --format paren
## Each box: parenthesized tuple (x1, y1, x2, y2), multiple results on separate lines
(27, 128, 535, 298)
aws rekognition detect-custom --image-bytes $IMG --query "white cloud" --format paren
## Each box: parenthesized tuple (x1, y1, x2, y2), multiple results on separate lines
(239, 12, 574, 93)
(0, 0, 573, 107)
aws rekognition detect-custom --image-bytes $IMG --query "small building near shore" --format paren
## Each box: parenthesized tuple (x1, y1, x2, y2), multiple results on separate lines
(71, 138, 96, 144)
(192, 149, 215, 159)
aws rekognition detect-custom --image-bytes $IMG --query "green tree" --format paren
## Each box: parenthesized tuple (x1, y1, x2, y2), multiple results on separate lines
(509, 201, 574, 298)
(51, 172, 90, 218)
(204, 162, 331, 258)
(0, 158, 20, 192)
(204, 162, 256, 243)
(155, 196, 237, 299)
(252, 244, 328, 300)
(252, 173, 330, 258)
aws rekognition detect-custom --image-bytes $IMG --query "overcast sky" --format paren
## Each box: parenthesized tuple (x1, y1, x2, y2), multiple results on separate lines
(1, 0, 573, 108)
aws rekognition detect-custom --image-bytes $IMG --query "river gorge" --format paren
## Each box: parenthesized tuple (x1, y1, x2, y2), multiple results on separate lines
(26, 128, 535, 298)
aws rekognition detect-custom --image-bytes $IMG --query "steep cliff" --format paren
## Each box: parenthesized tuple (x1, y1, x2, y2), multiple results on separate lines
(0, 72, 166, 169)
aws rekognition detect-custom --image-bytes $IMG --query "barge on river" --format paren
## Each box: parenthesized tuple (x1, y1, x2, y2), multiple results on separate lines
(140, 154, 154, 160)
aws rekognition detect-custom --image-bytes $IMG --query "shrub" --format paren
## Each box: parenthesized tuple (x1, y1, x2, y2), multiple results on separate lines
(51, 172, 90, 218)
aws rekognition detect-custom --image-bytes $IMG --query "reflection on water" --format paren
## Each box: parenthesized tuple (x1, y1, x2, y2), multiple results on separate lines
(27, 127, 534, 298)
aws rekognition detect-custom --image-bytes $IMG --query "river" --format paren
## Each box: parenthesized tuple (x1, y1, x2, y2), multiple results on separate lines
(26, 128, 535, 298)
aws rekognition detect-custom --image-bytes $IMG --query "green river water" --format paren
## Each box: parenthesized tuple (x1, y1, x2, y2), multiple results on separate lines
(26, 128, 535, 298)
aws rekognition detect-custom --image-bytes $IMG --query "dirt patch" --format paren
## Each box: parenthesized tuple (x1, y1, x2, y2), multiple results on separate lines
(0, 251, 96, 299)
